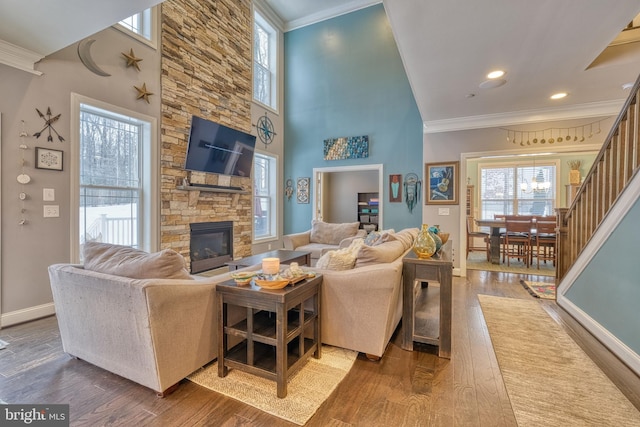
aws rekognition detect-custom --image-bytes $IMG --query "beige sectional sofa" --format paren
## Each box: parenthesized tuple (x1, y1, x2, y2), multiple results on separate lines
(311, 227, 418, 358)
(282, 220, 366, 266)
(48, 242, 250, 396)
(49, 229, 417, 394)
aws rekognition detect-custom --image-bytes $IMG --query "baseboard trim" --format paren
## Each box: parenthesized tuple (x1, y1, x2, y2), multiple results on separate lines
(1, 303, 56, 328)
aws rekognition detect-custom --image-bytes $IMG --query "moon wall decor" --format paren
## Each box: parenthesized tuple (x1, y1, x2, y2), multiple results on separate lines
(77, 38, 111, 77)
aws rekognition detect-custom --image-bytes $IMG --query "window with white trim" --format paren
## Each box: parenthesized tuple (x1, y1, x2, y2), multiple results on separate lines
(253, 152, 277, 240)
(253, 9, 277, 110)
(71, 95, 157, 262)
(115, 7, 157, 48)
(479, 160, 558, 218)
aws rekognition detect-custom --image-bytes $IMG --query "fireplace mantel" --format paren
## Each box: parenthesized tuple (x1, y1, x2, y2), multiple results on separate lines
(177, 184, 250, 194)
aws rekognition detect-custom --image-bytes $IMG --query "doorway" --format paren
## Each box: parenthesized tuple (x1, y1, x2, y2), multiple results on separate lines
(313, 164, 383, 227)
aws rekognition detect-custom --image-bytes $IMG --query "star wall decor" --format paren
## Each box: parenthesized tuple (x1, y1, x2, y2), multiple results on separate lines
(134, 83, 153, 103)
(122, 48, 143, 71)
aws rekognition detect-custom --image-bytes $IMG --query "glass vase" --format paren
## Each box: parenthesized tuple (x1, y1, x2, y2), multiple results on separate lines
(428, 225, 443, 253)
(413, 224, 437, 259)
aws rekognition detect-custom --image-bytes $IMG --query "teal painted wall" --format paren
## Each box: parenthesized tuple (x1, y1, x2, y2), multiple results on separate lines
(566, 197, 640, 355)
(283, 4, 423, 234)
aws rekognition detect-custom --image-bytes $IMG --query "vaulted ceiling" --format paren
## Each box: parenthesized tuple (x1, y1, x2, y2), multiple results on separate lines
(2, 0, 640, 132)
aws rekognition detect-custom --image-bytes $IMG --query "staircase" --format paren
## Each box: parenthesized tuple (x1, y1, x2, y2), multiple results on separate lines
(556, 74, 640, 280)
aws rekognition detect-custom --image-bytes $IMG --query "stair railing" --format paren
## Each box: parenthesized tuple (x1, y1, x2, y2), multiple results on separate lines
(557, 73, 640, 280)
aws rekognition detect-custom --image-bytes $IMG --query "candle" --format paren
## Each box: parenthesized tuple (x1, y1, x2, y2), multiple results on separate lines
(262, 257, 280, 275)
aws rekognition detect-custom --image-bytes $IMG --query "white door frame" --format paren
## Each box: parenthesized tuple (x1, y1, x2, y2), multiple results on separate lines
(312, 164, 384, 227)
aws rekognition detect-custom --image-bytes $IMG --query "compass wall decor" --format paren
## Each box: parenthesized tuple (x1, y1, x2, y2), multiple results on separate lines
(254, 112, 276, 147)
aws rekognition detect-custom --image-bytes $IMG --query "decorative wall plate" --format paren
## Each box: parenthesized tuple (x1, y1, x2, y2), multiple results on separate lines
(17, 174, 31, 184)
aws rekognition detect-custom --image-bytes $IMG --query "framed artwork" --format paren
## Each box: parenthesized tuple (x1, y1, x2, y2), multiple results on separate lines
(389, 174, 402, 202)
(296, 177, 310, 204)
(35, 147, 63, 171)
(323, 135, 369, 160)
(425, 161, 459, 205)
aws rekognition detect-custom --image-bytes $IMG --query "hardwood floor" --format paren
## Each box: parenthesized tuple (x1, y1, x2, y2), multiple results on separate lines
(0, 270, 637, 426)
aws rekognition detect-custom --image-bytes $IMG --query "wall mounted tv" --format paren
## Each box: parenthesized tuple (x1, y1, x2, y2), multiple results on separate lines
(184, 115, 256, 178)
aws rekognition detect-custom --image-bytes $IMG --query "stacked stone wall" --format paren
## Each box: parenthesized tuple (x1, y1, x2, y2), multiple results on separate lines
(160, 0, 253, 267)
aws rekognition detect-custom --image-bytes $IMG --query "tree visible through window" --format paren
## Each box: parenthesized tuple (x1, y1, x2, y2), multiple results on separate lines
(479, 161, 557, 218)
(254, 152, 277, 240)
(254, 10, 277, 110)
(79, 106, 143, 249)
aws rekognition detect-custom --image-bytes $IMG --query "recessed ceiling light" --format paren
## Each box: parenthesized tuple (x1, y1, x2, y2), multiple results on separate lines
(550, 92, 568, 100)
(487, 70, 505, 79)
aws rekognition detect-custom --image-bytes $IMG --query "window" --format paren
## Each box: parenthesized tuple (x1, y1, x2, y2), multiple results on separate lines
(71, 94, 157, 262)
(253, 9, 277, 110)
(253, 152, 277, 241)
(479, 160, 558, 218)
(115, 7, 158, 48)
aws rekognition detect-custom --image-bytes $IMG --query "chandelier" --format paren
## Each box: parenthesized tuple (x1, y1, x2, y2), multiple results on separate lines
(520, 169, 551, 194)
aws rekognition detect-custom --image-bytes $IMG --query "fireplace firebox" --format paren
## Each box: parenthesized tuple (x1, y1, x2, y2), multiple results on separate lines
(189, 221, 233, 273)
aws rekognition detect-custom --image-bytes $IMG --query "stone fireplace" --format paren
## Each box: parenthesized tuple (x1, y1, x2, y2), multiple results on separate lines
(159, 0, 253, 268)
(189, 221, 234, 274)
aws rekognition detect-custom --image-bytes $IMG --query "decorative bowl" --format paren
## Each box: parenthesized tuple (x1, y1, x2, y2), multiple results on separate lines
(254, 278, 290, 289)
(230, 271, 255, 285)
(438, 232, 450, 245)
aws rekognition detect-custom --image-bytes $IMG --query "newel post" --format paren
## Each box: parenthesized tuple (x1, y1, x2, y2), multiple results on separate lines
(555, 208, 569, 281)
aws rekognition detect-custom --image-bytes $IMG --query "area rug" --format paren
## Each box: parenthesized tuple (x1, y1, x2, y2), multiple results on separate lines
(187, 345, 358, 425)
(520, 280, 556, 299)
(467, 251, 555, 276)
(478, 295, 640, 426)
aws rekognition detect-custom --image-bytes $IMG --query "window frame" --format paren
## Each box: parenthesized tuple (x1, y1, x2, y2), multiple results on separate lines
(114, 6, 158, 49)
(477, 159, 560, 218)
(253, 8, 278, 112)
(70, 93, 158, 262)
(253, 150, 278, 243)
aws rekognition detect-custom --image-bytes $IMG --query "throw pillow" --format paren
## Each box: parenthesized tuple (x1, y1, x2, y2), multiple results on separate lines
(309, 220, 360, 245)
(363, 228, 395, 246)
(355, 240, 406, 268)
(83, 241, 193, 280)
(315, 238, 364, 270)
(388, 227, 419, 251)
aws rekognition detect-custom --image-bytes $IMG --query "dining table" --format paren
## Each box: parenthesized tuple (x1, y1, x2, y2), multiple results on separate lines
(474, 218, 506, 264)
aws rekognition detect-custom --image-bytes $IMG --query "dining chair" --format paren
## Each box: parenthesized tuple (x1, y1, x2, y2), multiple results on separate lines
(503, 217, 534, 267)
(533, 216, 557, 269)
(466, 216, 490, 261)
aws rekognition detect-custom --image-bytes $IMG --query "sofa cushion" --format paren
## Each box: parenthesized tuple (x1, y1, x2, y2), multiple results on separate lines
(83, 241, 192, 280)
(355, 240, 406, 268)
(309, 220, 360, 245)
(388, 227, 419, 251)
(316, 238, 364, 270)
(294, 243, 338, 261)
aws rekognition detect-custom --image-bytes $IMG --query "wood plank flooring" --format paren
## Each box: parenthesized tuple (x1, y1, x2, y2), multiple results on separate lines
(0, 270, 638, 426)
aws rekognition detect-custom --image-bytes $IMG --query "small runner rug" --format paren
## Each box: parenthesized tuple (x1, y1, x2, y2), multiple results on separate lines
(520, 279, 556, 299)
(187, 345, 357, 425)
(478, 295, 640, 426)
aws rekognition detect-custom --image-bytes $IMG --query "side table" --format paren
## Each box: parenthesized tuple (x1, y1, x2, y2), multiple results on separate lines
(401, 243, 453, 358)
(216, 274, 322, 398)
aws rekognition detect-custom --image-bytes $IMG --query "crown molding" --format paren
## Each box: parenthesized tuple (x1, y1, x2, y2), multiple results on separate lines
(254, 0, 285, 32)
(423, 99, 626, 133)
(0, 39, 43, 75)
(285, 0, 382, 32)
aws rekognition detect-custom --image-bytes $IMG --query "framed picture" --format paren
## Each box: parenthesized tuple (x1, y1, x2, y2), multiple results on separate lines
(389, 174, 402, 202)
(425, 161, 459, 205)
(35, 147, 63, 171)
(296, 177, 310, 204)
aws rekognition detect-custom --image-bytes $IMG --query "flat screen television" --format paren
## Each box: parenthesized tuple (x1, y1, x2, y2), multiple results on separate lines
(184, 115, 256, 178)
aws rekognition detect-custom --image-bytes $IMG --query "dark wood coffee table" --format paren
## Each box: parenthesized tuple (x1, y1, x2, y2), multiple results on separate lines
(226, 249, 311, 271)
